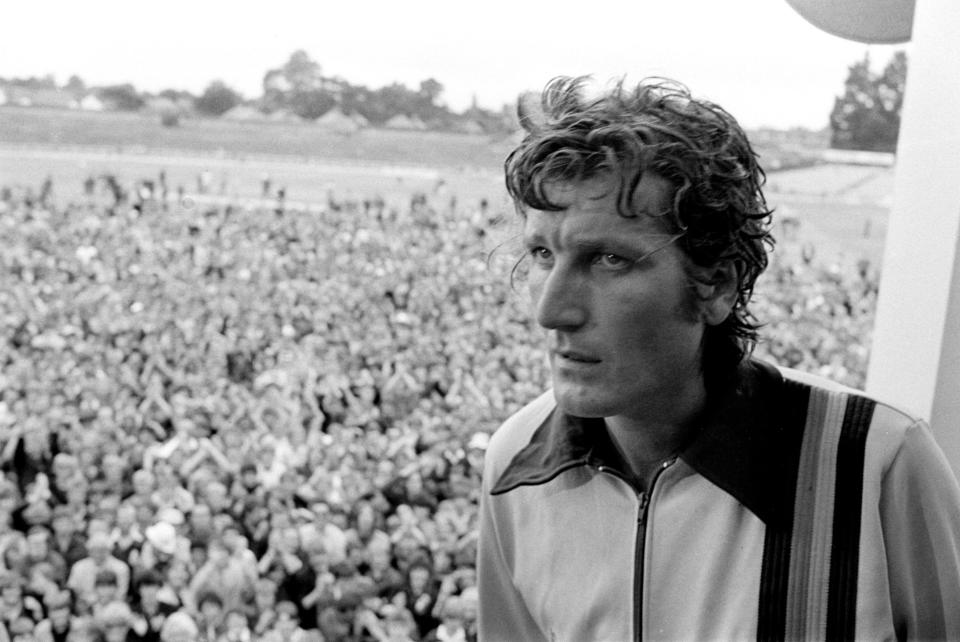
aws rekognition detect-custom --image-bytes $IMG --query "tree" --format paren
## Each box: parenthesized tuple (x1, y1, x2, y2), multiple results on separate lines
(256, 50, 463, 127)
(159, 88, 195, 103)
(65, 75, 86, 95)
(281, 50, 324, 92)
(418, 78, 444, 106)
(96, 84, 145, 111)
(1, 75, 57, 90)
(195, 80, 242, 116)
(261, 49, 330, 115)
(289, 88, 337, 120)
(829, 51, 907, 153)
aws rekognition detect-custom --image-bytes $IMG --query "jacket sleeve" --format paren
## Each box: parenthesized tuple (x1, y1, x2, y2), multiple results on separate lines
(881, 420, 960, 641)
(477, 468, 546, 641)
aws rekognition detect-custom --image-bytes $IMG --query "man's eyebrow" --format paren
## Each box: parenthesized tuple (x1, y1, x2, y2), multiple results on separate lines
(570, 233, 667, 251)
(521, 229, 548, 244)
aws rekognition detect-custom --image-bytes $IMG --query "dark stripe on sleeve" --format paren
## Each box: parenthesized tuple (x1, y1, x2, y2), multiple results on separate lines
(825, 395, 876, 641)
(757, 380, 811, 641)
(758, 527, 792, 642)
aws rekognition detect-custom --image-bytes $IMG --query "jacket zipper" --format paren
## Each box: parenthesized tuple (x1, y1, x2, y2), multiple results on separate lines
(598, 460, 674, 642)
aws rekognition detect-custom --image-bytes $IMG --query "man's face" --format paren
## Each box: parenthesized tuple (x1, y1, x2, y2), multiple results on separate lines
(49, 605, 70, 628)
(255, 584, 276, 609)
(275, 612, 297, 635)
(205, 484, 227, 512)
(200, 599, 222, 623)
(104, 623, 129, 642)
(95, 582, 118, 604)
(191, 505, 212, 528)
(191, 546, 207, 570)
(280, 528, 299, 553)
(208, 543, 228, 568)
(116, 506, 136, 530)
(89, 544, 109, 565)
(1, 583, 21, 606)
(523, 174, 706, 421)
(26, 533, 48, 559)
(132, 472, 154, 495)
(139, 583, 159, 604)
(222, 528, 243, 552)
(225, 611, 247, 632)
(409, 566, 430, 593)
(241, 469, 258, 489)
(50, 516, 71, 538)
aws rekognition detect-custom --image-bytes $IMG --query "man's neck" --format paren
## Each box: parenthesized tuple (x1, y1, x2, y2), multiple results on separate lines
(604, 378, 707, 492)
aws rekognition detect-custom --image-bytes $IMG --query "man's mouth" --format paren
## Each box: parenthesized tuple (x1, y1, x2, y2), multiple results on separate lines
(556, 350, 601, 364)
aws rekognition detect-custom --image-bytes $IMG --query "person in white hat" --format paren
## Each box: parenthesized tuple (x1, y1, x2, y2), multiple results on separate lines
(146, 521, 180, 556)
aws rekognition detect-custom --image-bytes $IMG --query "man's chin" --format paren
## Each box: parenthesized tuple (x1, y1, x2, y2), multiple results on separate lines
(553, 385, 611, 419)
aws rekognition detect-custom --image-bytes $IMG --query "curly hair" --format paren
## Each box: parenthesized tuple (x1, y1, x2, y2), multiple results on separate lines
(504, 76, 775, 386)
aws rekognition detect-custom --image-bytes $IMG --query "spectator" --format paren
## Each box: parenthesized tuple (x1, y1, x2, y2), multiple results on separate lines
(183, 505, 214, 550)
(49, 506, 86, 570)
(96, 601, 135, 642)
(138, 520, 185, 580)
(92, 570, 123, 619)
(194, 591, 224, 642)
(425, 596, 469, 642)
(261, 600, 309, 642)
(32, 589, 75, 641)
(129, 569, 175, 642)
(1, 570, 43, 630)
(159, 611, 199, 642)
(250, 579, 279, 638)
(158, 559, 190, 610)
(66, 532, 130, 607)
(184, 538, 254, 616)
(219, 609, 252, 642)
(24, 526, 66, 586)
(401, 557, 439, 639)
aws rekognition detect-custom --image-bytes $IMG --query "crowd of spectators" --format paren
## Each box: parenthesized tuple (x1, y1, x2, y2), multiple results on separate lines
(0, 171, 877, 641)
(753, 248, 878, 390)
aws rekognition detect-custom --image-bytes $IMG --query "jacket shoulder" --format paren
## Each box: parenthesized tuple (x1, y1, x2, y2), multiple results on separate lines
(775, 364, 924, 425)
(774, 364, 928, 463)
(484, 390, 556, 486)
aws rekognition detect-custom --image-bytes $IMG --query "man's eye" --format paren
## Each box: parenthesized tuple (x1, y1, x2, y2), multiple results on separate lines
(594, 253, 630, 269)
(529, 247, 552, 264)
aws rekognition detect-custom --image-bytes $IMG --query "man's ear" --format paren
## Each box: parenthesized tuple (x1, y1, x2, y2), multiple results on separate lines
(693, 261, 739, 326)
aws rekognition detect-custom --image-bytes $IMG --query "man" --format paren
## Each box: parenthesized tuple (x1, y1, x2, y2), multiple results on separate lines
(129, 570, 177, 642)
(32, 590, 75, 641)
(49, 505, 86, 569)
(185, 536, 256, 617)
(477, 77, 960, 641)
(24, 525, 67, 585)
(66, 532, 131, 607)
(96, 601, 136, 642)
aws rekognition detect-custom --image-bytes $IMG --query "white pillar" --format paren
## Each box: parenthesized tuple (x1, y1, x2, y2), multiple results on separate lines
(865, 0, 960, 477)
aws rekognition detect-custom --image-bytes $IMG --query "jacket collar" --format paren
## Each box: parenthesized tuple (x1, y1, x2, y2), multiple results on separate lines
(490, 359, 798, 528)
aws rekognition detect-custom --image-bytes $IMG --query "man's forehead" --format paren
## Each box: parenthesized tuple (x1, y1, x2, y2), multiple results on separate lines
(525, 184, 673, 242)
(538, 172, 673, 214)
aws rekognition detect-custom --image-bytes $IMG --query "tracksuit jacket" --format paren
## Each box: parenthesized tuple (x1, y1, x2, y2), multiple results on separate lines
(477, 359, 960, 641)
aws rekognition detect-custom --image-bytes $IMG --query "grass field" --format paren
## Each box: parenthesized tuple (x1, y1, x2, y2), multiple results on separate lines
(0, 106, 513, 170)
(0, 107, 892, 270)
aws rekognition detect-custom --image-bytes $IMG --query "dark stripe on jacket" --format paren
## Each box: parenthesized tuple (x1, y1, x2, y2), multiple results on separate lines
(826, 394, 876, 641)
(757, 379, 812, 641)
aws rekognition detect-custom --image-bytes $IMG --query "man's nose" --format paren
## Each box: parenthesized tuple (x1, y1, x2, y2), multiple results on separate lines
(533, 264, 588, 330)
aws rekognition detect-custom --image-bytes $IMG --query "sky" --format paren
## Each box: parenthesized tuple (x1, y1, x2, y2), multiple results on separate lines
(1, 0, 906, 130)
